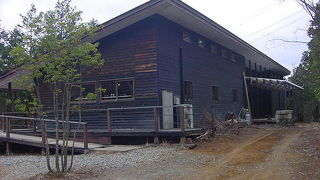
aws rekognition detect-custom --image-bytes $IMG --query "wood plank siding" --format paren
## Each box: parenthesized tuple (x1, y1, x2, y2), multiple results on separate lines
(39, 16, 160, 131)
(154, 15, 246, 127)
(38, 14, 285, 132)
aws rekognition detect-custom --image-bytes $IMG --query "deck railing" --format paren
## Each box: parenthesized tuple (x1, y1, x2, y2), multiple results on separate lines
(0, 114, 88, 151)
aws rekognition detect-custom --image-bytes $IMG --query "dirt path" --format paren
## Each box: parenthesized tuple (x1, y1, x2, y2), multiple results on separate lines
(190, 128, 303, 180)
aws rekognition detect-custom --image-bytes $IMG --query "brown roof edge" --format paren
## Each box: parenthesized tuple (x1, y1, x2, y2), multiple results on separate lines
(0, 67, 23, 80)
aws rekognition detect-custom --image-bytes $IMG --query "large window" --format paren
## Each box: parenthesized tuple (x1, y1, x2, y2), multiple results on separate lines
(184, 81, 193, 101)
(212, 86, 219, 102)
(100, 79, 134, 100)
(232, 89, 238, 103)
(71, 82, 96, 101)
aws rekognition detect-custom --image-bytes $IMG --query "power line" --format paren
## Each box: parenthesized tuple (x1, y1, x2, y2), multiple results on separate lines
(234, 2, 275, 28)
(248, 16, 308, 44)
(216, 0, 245, 17)
(243, 10, 305, 39)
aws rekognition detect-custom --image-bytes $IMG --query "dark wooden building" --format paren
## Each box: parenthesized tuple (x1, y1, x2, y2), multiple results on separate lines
(0, 0, 303, 144)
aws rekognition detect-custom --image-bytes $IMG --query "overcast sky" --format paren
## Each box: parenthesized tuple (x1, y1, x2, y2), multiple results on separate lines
(0, 0, 311, 74)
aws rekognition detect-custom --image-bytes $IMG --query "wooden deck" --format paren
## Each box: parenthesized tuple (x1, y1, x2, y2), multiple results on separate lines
(0, 131, 104, 153)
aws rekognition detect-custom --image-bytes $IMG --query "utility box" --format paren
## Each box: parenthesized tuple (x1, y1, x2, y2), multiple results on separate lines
(275, 110, 293, 126)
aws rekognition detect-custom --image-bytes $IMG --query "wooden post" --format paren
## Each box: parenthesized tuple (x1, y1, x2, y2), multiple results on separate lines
(83, 124, 88, 153)
(5, 117, 11, 155)
(2, 113, 4, 131)
(107, 109, 112, 145)
(7, 82, 12, 112)
(243, 72, 251, 115)
(107, 109, 112, 132)
(153, 108, 159, 144)
(153, 108, 158, 132)
(6, 117, 10, 138)
(32, 114, 36, 133)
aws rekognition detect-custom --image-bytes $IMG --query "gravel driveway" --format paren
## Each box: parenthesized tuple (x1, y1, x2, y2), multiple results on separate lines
(0, 146, 216, 180)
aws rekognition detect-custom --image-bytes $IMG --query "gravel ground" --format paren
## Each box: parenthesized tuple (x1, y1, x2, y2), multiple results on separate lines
(0, 145, 216, 180)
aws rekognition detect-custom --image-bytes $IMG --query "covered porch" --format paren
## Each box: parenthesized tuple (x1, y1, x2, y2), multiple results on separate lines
(245, 76, 303, 121)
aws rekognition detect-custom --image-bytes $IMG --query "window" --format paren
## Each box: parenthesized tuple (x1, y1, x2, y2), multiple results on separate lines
(71, 85, 80, 101)
(100, 79, 134, 100)
(100, 81, 117, 99)
(212, 86, 219, 102)
(210, 44, 218, 54)
(71, 82, 96, 101)
(221, 49, 228, 59)
(183, 32, 191, 43)
(184, 81, 193, 101)
(197, 38, 204, 48)
(232, 89, 238, 103)
(230, 53, 236, 62)
(117, 81, 134, 99)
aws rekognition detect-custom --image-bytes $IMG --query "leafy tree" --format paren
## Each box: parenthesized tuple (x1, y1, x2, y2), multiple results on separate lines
(290, 0, 320, 121)
(0, 24, 23, 74)
(10, 0, 104, 173)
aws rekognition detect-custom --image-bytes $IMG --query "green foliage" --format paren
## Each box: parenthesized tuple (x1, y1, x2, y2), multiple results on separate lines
(85, 92, 96, 100)
(10, 1, 103, 87)
(0, 25, 23, 74)
(290, 1, 320, 121)
(290, 3, 320, 102)
(8, 0, 104, 173)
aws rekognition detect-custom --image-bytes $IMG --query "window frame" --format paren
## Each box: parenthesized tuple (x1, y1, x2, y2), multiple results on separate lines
(210, 44, 218, 55)
(183, 81, 193, 101)
(70, 81, 97, 103)
(182, 31, 192, 43)
(212, 85, 220, 103)
(197, 38, 205, 48)
(230, 53, 237, 62)
(99, 78, 135, 102)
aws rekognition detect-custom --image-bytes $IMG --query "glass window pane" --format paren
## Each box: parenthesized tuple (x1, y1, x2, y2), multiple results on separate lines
(101, 81, 116, 99)
(82, 83, 96, 100)
(117, 81, 133, 99)
(212, 86, 219, 102)
(184, 81, 192, 101)
(71, 85, 80, 101)
(198, 38, 204, 48)
(210, 44, 217, 54)
(183, 32, 192, 43)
